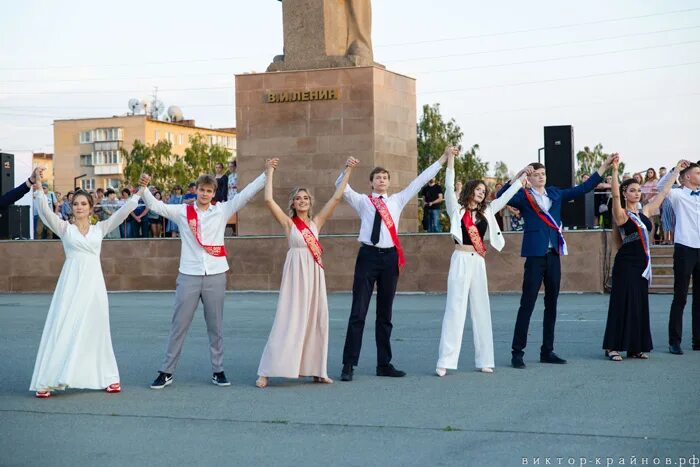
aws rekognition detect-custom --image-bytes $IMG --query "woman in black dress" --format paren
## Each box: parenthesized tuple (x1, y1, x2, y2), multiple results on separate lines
(603, 155, 681, 361)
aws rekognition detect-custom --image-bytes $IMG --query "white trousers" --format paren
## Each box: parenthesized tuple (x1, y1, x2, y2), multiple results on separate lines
(437, 250, 495, 370)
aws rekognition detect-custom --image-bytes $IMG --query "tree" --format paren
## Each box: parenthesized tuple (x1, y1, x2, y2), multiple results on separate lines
(576, 143, 624, 180)
(493, 161, 510, 183)
(416, 103, 488, 183)
(122, 133, 233, 191)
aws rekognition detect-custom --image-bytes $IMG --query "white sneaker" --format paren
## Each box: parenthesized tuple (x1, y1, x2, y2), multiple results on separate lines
(479, 367, 494, 373)
(435, 368, 446, 377)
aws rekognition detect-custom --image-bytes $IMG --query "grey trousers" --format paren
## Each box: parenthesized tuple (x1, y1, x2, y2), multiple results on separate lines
(160, 272, 227, 374)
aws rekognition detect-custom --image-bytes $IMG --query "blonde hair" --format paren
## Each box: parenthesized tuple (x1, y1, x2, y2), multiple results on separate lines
(287, 187, 313, 218)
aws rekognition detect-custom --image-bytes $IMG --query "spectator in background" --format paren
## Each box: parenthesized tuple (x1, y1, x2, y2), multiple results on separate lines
(633, 173, 643, 185)
(420, 178, 444, 232)
(659, 167, 667, 179)
(101, 189, 122, 239)
(129, 196, 150, 238)
(166, 186, 183, 237)
(34, 182, 58, 239)
(149, 191, 164, 238)
(622, 173, 632, 182)
(182, 182, 197, 205)
(119, 188, 132, 238)
(454, 180, 463, 197)
(60, 191, 73, 222)
(594, 176, 613, 228)
(226, 160, 239, 236)
(214, 162, 228, 203)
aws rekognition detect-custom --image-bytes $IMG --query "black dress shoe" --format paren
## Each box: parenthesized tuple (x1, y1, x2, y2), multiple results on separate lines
(692, 344, 700, 351)
(511, 355, 526, 369)
(540, 352, 567, 364)
(340, 364, 354, 381)
(669, 344, 684, 355)
(376, 364, 406, 377)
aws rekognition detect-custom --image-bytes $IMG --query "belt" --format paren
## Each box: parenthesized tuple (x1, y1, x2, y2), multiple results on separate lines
(361, 244, 396, 253)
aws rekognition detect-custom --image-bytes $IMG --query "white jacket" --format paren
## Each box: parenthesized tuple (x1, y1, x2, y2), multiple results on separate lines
(445, 167, 522, 252)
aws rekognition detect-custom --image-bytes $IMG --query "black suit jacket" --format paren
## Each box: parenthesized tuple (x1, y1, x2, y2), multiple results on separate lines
(215, 173, 228, 202)
(0, 181, 30, 207)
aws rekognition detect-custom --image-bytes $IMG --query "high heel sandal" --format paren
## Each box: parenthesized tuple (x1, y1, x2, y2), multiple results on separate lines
(35, 390, 51, 398)
(605, 350, 623, 362)
(312, 376, 333, 384)
(255, 376, 268, 388)
(627, 352, 649, 359)
(106, 383, 121, 393)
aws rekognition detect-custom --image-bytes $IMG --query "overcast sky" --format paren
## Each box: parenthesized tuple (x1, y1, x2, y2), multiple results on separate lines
(1, 0, 698, 175)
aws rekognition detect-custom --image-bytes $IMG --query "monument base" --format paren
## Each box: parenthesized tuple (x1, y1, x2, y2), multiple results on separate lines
(235, 66, 418, 235)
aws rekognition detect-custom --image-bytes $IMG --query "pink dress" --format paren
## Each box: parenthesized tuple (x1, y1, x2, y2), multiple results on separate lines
(257, 221, 329, 378)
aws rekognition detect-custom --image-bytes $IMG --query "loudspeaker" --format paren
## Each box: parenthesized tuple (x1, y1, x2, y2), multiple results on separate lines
(561, 192, 595, 229)
(1, 153, 15, 196)
(543, 126, 574, 189)
(0, 205, 31, 239)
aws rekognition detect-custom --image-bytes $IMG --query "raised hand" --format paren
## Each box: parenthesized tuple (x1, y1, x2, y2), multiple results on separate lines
(517, 165, 535, 179)
(677, 159, 691, 171)
(138, 173, 151, 187)
(345, 157, 360, 169)
(265, 158, 279, 172)
(610, 153, 620, 169)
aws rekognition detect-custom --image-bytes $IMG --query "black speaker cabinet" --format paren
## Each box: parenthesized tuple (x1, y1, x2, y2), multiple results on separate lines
(561, 192, 595, 229)
(544, 126, 574, 189)
(1, 153, 15, 196)
(0, 205, 31, 239)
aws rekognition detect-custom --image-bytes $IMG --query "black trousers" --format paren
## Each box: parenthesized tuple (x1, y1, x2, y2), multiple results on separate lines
(512, 251, 561, 357)
(669, 244, 700, 347)
(342, 245, 399, 366)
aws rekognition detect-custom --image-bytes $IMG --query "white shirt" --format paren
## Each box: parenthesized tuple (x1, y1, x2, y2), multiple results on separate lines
(658, 170, 700, 248)
(142, 173, 266, 275)
(336, 160, 443, 248)
(530, 188, 552, 212)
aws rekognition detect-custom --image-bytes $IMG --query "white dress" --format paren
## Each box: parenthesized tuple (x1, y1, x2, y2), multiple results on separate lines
(29, 190, 140, 392)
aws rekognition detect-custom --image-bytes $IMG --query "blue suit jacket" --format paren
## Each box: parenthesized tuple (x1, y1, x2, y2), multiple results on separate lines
(497, 173, 602, 257)
(0, 181, 30, 207)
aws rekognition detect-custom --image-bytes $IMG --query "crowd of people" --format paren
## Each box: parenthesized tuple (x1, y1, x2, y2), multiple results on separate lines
(30, 159, 239, 240)
(2, 148, 698, 398)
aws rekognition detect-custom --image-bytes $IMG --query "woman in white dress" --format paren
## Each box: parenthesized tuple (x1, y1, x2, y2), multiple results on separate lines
(30, 171, 143, 398)
(435, 152, 532, 377)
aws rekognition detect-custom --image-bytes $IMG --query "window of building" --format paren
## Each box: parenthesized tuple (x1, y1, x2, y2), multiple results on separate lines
(80, 154, 93, 166)
(81, 178, 95, 190)
(106, 178, 121, 189)
(79, 131, 92, 144)
(166, 132, 173, 143)
(178, 134, 184, 145)
(155, 130, 161, 141)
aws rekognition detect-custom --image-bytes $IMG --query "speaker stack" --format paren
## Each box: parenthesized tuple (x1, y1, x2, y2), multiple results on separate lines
(0, 153, 31, 239)
(543, 126, 593, 229)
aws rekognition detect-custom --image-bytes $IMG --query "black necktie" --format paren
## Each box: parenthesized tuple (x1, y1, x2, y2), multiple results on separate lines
(371, 196, 383, 245)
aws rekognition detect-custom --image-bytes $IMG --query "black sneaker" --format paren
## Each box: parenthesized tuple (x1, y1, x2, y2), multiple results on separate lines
(150, 372, 173, 389)
(376, 364, 406, 377)
(212, 371, 231, 387)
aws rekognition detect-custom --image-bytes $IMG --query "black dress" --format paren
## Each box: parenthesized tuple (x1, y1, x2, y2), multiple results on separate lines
(602, 213, 653, 353)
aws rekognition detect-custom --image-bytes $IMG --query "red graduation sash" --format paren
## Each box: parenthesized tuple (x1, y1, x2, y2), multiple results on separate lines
(521, 188, 568, 256)
(368, 195, 406, 269)
(292, 216, 324, 269)
(461, 210, 487, 257)
(186, 204, 227, 257)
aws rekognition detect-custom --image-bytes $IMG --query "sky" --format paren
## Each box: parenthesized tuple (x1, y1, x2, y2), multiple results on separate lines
(1, 0, 698, 176)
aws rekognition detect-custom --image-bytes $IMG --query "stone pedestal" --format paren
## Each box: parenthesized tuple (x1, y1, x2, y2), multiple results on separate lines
(235, 66, 418, 235)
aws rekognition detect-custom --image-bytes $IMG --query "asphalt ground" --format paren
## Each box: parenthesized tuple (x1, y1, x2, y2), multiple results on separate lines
(1, 292, 698, 467)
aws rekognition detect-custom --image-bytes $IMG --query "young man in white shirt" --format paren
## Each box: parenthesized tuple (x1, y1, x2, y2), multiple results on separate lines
(140, 158, 277, 389)
(656, 160, 699, 354)
(337, 147, 453, 381)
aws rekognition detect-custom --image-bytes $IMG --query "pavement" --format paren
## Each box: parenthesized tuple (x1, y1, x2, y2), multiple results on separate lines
(0, 292, 698, 467)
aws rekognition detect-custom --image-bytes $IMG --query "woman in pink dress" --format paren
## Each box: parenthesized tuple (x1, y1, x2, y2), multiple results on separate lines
(256, 157, 359, 388)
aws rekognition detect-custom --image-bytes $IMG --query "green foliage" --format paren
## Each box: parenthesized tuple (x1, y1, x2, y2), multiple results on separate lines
(417, 103, 488, 185)
(492, 160, 510, 183)
(576, 143, 624, 180)
(122, 133, 233, 191)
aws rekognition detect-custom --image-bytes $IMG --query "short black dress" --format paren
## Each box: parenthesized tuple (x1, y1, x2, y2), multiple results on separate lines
(602, 213, 653, 353)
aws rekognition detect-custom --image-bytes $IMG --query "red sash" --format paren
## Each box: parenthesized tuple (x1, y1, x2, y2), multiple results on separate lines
(521, 188, 568, 256)
(461, 210, 487, 257)
(292, 216, 324, 269)
(368, 195, 406, 269)
(186, 204, 227, 257)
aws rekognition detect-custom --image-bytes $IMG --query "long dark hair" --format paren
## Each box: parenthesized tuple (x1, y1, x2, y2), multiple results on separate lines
(458, 180, 489, 218)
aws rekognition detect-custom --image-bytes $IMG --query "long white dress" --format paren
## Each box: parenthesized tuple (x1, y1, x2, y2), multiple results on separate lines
(29, 190, 140, 392)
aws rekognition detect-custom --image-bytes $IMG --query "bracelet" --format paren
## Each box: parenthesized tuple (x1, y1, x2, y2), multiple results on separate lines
(28, 178, 35, 185)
